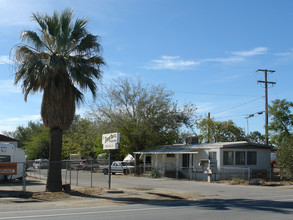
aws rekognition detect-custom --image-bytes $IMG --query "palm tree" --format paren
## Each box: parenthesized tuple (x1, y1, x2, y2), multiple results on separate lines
(13, 9, 105, 192)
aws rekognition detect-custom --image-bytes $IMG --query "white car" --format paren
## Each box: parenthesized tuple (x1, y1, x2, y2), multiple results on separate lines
(33, 159, 49, 169)
(102, 161, 134, 175)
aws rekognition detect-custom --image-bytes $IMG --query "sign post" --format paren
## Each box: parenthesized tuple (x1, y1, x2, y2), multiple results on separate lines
(102, 133, 120, 189)
(108, 149, 111, 189)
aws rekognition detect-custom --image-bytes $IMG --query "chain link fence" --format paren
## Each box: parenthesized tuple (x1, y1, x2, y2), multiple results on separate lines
(26, 159, 111, 188)
(139, 164, 273, 182)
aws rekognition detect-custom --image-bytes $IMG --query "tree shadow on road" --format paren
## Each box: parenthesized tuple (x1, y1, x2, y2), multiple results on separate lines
(186, 198, 293, 214)
(66, 190, 293, 214)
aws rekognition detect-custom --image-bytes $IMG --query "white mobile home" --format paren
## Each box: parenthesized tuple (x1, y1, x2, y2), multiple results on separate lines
(0, 135, 25, 180)
(134, 141, 271, 181)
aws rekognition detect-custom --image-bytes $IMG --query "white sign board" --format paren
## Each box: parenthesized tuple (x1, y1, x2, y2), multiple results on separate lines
(103, 142, 119, 150)
(102, 133, 120, 150)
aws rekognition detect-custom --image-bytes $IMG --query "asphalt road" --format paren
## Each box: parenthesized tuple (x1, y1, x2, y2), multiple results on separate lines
(0, 200, 292, 220)
(17, 169, 293, 220)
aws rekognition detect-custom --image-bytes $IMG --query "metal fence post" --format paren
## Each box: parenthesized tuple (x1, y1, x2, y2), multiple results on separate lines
(22, 162, 26, 193)
(76, 169, 79, 186)
(69, 164, 72, 186)
(64, 161, 67, 184)
(90, 160, 93, 188)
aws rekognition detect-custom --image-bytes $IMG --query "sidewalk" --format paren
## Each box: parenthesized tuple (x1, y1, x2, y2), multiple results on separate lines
(0, 176, 201, 209)
(0, 177, 84, 198)
(0, 177, 47, 197)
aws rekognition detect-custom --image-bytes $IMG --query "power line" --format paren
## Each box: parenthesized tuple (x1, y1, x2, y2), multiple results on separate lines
(214, 110, 264, 120)
(215, 113, 248, 120)
(213, 96, 264, 116)
(173, 90, 262, 97)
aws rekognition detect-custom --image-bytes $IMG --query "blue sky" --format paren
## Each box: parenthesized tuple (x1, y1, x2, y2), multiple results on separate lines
(0, 0, 292, 136)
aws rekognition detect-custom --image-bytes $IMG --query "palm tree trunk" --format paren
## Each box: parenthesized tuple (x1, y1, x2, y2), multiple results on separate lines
(46, 127, 63, 192)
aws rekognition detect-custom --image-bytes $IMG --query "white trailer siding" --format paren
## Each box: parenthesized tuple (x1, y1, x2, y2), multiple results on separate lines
(0, 143, 25, 180)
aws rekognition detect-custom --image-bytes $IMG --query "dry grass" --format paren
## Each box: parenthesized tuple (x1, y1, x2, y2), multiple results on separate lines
(29, 187, 204, 203)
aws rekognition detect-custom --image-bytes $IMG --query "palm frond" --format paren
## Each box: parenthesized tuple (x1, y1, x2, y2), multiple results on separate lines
(59, 9, 74, 52)
(87, 55, 106, 69)
(60, 9, 73, 35)
(45, 11, 60, 37)
(72, 85, 84, 105)
(32, 12, 47, 31)
(77, 34, 101, 53)
(70, 18, 87, 43)
(20, 31, 44, 51)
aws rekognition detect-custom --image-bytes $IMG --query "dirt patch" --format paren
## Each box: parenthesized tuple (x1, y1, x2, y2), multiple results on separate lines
(216, 179, 249, 185)
(32, 191, 71, 200)
(26, 187, 205, 204)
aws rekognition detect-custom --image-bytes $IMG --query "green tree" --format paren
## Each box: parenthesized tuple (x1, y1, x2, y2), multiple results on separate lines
(13, 9, 105, 192)
(268, 99, 293, 177)
(247, 131, 265, 144)
(268, 99, 293, 146)
(277, 136, 293, 180)
(63, 116, 101, 159)
(89, 78, 196, 158)
(12, 121, 44, 149)
(24, 127, 50, 159)
(196, 117, 246, 143)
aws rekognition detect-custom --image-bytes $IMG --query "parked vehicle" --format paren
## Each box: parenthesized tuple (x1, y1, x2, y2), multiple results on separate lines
(33, 159, 49, 169)
(0, 143, 25, 180)
(77, 160, 100, 171)
(66, 154, 83, 170)
(102, 161, 134, 175)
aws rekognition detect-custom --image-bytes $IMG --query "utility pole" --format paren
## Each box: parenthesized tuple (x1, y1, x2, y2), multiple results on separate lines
(207, 112, 211, 143)
(256, 69, 276, 145)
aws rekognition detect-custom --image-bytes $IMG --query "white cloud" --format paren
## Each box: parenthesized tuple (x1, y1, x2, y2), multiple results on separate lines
(274, 49, 293, 56)
(144, 47, 268, 71)
(0, 55, 12, 65)
(0, 80, 21, 94)
(0, 114, 41, 132)
(115, 71, 128, 77)
(203, 56, 245, 63)
(0, 0, 54, 27)
(231, 47, 268, 57)
(145, 56, 199, 70)
(202, 47, 268, 65)
(4, 115, 40, 123)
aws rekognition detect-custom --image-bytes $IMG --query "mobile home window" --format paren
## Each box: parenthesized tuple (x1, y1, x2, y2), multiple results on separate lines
(223, 151, 234, 165)
(145, 156, 151, 163)
(182, 154, 190, 168)
(235, 151, 246, 165)
(209, 152, 217, 160)
(247, 151, 257, 165)
(0, 155, 10, 162)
